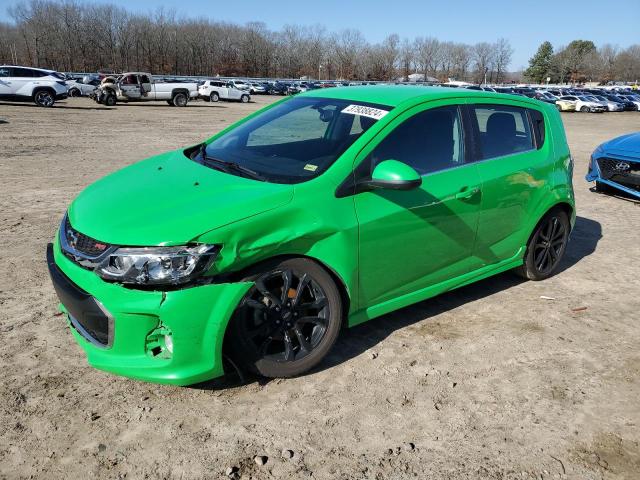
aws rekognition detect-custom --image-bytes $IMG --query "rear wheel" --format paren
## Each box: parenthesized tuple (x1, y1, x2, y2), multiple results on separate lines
(34, 90, 55, 107)
(210, 92, 219, 102)
(227, 258, 342, 378)
(68, 88, 81, 97)
(516, 209, 570, 281)
(172, 92, 188, 107)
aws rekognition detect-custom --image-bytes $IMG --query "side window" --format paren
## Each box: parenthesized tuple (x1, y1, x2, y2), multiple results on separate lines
(470, 105, 534, 160)
(13, 68, 34, 77)
(140, 75, 150, 84)
(369, 105, 464, 175)
(0, 68, 10, 77)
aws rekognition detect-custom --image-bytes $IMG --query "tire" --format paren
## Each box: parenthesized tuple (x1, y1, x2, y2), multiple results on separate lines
(104, 93, 116, 107)
(227, 258, 343, 378)
(556, 104, 563, 111)
(580, 106, 589, 112)
(33, 89, 55, 107)
(515, 209, 570, 281)
(172, 92, 188, 107)
(210, 92, 219, 102)
(240, 94, 249, 103)
(68, 88, 81, 98)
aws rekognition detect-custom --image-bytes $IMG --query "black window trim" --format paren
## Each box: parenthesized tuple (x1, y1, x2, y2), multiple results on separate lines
(336, 102, 472, 198)
(464, 102, 539, 163)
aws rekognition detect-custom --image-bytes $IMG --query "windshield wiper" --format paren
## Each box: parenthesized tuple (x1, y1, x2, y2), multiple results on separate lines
(198, 143, 266, 181)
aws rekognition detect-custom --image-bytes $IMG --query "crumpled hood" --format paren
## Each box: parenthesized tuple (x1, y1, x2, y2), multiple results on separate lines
(68, 149, 294, 246)
(603, 132, 640, 156)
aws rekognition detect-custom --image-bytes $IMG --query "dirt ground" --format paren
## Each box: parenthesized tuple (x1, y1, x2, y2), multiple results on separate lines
(0, 95, 639, 480)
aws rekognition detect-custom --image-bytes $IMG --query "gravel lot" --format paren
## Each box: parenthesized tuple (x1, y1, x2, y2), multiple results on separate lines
(0, 96, 639, 480)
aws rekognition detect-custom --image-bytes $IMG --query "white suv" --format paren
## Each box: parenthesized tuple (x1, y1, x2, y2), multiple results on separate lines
(0, 65, 69, 107)
(198, 80, 250, 103)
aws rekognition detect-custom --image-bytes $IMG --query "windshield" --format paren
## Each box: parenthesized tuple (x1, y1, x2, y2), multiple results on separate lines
(195, 97, 390, 183)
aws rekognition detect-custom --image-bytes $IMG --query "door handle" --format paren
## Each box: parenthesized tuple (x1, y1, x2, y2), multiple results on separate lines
(455, 187, 480, 200)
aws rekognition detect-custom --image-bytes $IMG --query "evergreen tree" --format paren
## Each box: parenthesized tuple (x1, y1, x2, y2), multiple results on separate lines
(524, 41, 553, 83)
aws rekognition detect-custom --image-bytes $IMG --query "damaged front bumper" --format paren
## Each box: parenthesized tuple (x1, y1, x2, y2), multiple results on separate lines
(587, 152, 640, 199)
(47, 237, 252, 385)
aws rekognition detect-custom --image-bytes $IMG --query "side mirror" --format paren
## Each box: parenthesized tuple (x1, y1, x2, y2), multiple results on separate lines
(367, 160, 422, 190)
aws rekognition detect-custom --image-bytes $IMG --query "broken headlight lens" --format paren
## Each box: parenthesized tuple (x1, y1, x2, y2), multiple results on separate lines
(95, 244, 219, 286)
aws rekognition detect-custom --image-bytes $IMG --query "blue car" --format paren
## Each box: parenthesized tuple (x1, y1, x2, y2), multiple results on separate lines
(587, 132, 640, 199)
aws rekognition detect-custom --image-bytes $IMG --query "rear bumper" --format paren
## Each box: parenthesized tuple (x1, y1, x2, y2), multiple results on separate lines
(47, 238, 253, 385)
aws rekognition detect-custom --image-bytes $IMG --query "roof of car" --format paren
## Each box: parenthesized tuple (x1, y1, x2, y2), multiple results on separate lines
(301, 85, 541, 108)
(1, 65, 55, 72)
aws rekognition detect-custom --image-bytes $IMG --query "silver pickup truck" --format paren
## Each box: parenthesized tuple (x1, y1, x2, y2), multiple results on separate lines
(92, 72, 199, 107)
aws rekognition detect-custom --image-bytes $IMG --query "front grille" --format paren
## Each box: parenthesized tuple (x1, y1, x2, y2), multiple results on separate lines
(598, 157, 640, 190)
(64, 217, 110, 257)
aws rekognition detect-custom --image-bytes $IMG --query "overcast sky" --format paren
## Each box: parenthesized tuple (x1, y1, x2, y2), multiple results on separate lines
(1, 0, 638, 70)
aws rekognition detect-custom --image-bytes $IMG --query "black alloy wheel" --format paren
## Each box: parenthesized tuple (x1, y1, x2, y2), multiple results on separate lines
(228, 258, 342, 378)
(516, 209, 570, 280)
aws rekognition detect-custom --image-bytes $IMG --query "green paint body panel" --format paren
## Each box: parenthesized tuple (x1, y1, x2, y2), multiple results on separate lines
(51, 86, 575, 385)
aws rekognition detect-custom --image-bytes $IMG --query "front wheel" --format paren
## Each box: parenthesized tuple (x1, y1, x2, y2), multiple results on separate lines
(104, 93, 116, 107)
(240, 94, 249, 103)
(515, 209, 570, 281)
(227, 258, 342, 378)
(68, 88, 81, 97)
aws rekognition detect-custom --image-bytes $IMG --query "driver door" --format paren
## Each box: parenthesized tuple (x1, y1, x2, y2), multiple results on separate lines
(120, 74, 141, 99)
(354, 102, 483, 309)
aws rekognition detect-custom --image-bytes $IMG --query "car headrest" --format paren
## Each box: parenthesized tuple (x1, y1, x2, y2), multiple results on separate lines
(487, 112, 516, 137)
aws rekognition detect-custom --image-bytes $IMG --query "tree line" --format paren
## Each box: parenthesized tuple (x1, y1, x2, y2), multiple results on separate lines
(0, 0, 515, 82)
(524, 40, 640, 84)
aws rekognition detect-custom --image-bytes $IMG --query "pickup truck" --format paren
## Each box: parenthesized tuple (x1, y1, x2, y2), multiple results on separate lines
(92, 72, 198, 106)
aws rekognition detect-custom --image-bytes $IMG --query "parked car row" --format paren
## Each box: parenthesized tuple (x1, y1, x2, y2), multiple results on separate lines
(460, 84, 640, 113)
(3, 63, 639, 110)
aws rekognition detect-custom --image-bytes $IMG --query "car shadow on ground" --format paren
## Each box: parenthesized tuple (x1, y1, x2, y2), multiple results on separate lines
(0, 101, 112, 110)
(115, 102, 228, 108)
(194, 215, 601, 391)
(589, 185, 640, 204)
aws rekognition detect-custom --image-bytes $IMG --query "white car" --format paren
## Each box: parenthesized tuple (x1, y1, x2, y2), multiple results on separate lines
(227, 80, 250, 91)
(559, 95, 606, 113)
(0, 65, 68, 107)
(248, 82, 266, 94)
(198, 80, 250, 103)
(67, 76, 101, 97)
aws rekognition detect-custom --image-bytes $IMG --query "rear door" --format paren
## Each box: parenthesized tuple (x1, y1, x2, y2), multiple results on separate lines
(466, 100, 551, 265)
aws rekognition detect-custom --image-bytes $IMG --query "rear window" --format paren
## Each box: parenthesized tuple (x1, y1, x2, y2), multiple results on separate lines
(470, 105, 535, 160)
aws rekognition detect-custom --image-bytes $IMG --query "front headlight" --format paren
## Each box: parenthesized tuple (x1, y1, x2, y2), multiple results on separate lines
(96, 244, 219, 286)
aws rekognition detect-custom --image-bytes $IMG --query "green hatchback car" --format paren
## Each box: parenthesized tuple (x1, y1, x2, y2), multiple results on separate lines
(48, 86, 575, 385)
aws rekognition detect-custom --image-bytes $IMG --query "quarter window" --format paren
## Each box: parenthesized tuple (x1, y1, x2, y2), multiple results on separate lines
(470, 105, 534, 160)
(369, 105, 464, 175)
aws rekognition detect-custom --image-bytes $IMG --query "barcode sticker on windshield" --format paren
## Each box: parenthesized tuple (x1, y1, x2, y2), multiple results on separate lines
(341, 104, 388, 121)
